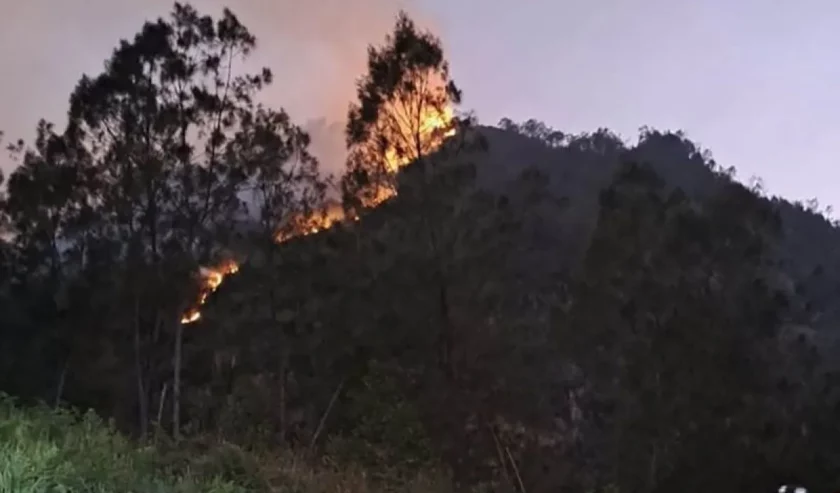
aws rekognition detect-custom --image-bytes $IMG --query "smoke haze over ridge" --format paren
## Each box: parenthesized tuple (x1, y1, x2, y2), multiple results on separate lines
(0, 0, 442, 179)
(3, 1, 840, 213)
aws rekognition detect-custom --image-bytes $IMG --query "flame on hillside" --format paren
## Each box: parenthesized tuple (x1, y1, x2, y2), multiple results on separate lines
(275, 201, 356, 243)
(180, 93, 455, 324)
(383, 104, 456, 173)
(371, 102, 456, 207)
(277, 100, 456, 236)
(180, 260, 239, 324)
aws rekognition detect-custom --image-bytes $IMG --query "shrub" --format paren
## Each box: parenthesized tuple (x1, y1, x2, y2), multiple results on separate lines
(0, 393, 249, 492)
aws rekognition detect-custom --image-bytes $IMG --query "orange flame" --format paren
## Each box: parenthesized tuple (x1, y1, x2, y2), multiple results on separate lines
(275, 201, 353, 243)
(181, 99, 455, 324)
(279, 102, 455, 234)
(180, 259, 239, 324)
(382, 104, 456, 173)
(369, 103, 456, 207)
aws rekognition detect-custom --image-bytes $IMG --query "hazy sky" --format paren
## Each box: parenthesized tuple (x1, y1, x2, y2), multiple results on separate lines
(2, 0, 838, 210)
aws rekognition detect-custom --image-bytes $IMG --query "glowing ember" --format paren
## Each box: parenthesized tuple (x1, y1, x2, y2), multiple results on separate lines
(181, 310, 201, 324)
(180, 259, 239, 324)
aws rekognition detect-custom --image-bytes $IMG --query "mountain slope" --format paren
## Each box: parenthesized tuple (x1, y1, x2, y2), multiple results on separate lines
(188, 123, 840, 490)
(461, 124, 840, 335)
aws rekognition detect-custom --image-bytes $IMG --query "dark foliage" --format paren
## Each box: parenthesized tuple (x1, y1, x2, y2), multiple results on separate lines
(1, 4, 838, 493)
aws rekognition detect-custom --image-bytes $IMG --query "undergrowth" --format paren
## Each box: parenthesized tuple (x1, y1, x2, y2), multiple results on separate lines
(0, 394, 246, 492)
(0, 394, 459, 493)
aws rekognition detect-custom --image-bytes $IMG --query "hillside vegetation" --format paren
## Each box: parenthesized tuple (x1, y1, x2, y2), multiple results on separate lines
(0, 395, 247, 492)
(1, 3, 839, 493)
(0, 395, 453, 492)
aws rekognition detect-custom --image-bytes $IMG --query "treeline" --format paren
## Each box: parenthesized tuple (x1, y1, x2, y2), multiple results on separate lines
(1, 3, 839, 493)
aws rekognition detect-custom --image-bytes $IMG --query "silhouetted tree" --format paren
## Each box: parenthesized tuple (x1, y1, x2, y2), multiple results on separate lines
(498, 117, 565, 147)
(2, 2, 316, 438)
(561, 162, 809, 492)
(342, 10, 463, 210)
(228, 106, 328, 442)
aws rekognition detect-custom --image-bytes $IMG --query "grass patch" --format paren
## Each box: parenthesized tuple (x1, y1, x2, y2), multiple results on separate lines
(0, 394, 458, 493)
(0, 394, 248, 492)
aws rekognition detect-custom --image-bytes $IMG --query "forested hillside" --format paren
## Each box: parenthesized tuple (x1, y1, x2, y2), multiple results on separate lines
(1, 3, 839, 493)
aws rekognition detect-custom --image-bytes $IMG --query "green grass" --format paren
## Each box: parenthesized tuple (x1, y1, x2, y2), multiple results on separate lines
(0, 394, 248, 493)
(0, 394, 460, 493)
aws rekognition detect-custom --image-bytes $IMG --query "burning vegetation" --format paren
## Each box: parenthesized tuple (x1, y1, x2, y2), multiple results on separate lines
(179, 9, 459, 327)
(273, 88, 457, 237)
(180, 100, 454, 325)
(348, 68, 459, 209)
(274, 201, 357, 243)
(180, 260, 240, 324)
(382, 103, 456, 173)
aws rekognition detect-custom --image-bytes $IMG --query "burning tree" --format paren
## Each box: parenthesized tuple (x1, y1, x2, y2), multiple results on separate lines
(342, 11, 461, 211)
(338, 11, 525, 481)
(340, 10, 491, 384)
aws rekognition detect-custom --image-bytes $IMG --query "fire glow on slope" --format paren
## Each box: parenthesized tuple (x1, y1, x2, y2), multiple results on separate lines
(383, 104, 456, 173)
(180, 260, 239, 324)
(374, 103, 456, 206)
(180, 101, 455, 325)
(275, 201, 357, 243)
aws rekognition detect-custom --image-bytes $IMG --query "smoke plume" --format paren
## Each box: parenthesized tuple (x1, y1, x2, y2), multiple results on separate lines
(0, 0, 441, 179)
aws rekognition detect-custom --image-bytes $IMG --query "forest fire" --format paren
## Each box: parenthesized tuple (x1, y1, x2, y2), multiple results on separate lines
(365, 103, 456, 207)
(180, 260, 239, 324)
(181, 101, 455, 324)
(275, 201, 355, 243)
(278, 101, 456, 234)
(382, 104, 456, 173)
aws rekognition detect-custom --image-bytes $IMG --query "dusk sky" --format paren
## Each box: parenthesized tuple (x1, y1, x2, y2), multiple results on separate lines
(2, 0, 838, 211)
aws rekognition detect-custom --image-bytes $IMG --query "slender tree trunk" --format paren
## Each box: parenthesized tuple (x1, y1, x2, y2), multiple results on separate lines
(133, 297, 149, 437)
(134, 342, 149, 436)
(53, 360, 68, 409)
(429, 226, 455, 381)
(266, 238, 291, 445)
(437, 282, 454, 379)
(309, 378, 346, 451)
(278, 350, 289, 444)
(419, 182, 456, 381)
(157, 382, 169, 428)
(172, 320, 183, 439)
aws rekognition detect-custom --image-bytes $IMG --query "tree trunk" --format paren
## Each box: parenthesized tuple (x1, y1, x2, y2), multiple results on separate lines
(133, 298, 149, 437)
(424, 213, 456, 381)
(53, 360, 68, 409)
(278, 351, 289, 444)
(309, 378, 346, 451)
(266, 240, 290, 445)
(157, 382, 169, 427)
(172, 320, 183, 439)
(437, 277, 456, 380)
